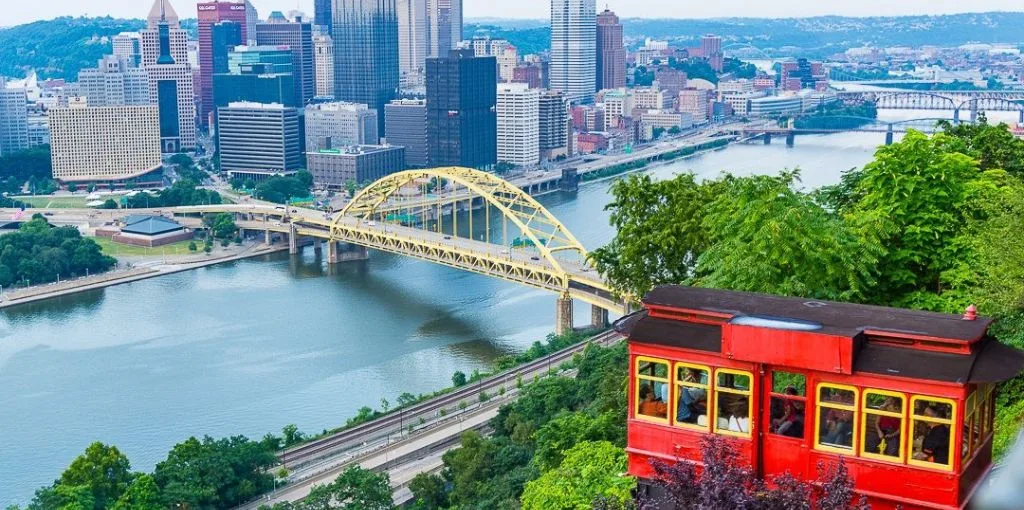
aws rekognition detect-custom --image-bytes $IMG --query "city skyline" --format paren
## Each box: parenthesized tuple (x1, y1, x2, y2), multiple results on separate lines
(5, 0, 1024, 26)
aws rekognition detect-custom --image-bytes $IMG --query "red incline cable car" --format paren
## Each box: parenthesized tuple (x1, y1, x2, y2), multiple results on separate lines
(616, 286, 1024, 510)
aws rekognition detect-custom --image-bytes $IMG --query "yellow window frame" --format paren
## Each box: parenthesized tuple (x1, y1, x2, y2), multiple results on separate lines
(908, 395, 957, 472)
(860, 389, 906, 463)
(634, 356, 671, 425)
(814, 382, 859, 456)
(672, 362, 713, 432)
(963, 389, 980, 462)
(712, 368, 753, 438)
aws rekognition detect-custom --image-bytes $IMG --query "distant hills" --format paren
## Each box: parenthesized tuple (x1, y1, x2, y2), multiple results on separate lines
(3, 12, 1023, 81)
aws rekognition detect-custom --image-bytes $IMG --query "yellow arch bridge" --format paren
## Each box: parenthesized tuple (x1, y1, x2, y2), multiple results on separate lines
(172, 167, 627, 333)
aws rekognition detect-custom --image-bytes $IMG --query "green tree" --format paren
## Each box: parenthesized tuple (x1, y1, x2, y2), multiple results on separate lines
(302, 466, 393, 509)
(203, 212, 238, 240)
(408, 473, 447, 509)
(188, 241, 198, 252)
(55, 442, 134, 509)
(153, 435, 276, 509)
(521, 441, 634, 510)
(532, 411, 624, 473)
(28, 484, 95, 510)
(99, 199, 119, 210)
(451, 370, 467, 387)
(111, 475, 162, 510)
(282, 424, 305, 447)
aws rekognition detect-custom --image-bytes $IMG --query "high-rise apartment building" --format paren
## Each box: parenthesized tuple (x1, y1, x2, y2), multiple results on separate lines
(217, 102, 301, 176)
(78, 55, 151, 107)
(49, 100, 162, 183)
(0, 83, 29, 156)
(426, 49, 496, 168)
(596, 8, 625, 91)
(538, 91, 568, 160)
(256, 17, 315, 106)
(550, 0, 597, 104)
(147, 14, 197, 152)
(198, 1, 254, 126)
(397, 0, 428, 87)
(426, 0, 462, 58)
(314, 0, 332, 32)
(384, 99, 427, 167)
(633, 87, 672, 112)
(496, 83, 539, 167)
(333, 0, 399, 136)
(304, 101, 379, 151)
(313, 35, 335, 97)
(142, 0, 188, 67)
(701, 34, 723, 72)
(113, 32, 143, 68)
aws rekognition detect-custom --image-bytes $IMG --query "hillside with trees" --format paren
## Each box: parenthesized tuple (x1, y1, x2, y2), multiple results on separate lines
(0, 17, 144, 80)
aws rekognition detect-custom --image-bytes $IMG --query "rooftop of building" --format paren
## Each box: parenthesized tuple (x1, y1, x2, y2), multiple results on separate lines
(310, 145, 402, 156)
(121, 215, 184, 236)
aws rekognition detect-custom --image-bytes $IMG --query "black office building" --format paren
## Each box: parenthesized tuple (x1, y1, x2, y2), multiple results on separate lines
(332, 0, 399, 135)
(426, 49, 497, 169)
(255, 19, 315, 107)
(212, 21, 243, 75)
(213, 66, 296, 108)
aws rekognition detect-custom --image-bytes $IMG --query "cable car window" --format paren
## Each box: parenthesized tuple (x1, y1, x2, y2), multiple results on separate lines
(635, 357, 670, 423)
(861, 390, 905, 462)
(674, 363, 711, 431)
(962, 384, 994, 464)
(769, 371, 806, 439)
(770, 371, 806, 396)
(714, 369, 752, 438)
(815, 384, 858, 455)
(909, 396, 955, 471)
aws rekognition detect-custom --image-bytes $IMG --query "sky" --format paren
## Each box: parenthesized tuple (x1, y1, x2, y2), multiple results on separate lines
(3, 0, 1022, 26)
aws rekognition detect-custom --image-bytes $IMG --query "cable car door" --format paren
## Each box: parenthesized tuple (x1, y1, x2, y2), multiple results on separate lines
(760, 368, 811, 480)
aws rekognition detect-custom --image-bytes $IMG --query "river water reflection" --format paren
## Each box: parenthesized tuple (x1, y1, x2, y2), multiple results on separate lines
(0, 130, 907, 503)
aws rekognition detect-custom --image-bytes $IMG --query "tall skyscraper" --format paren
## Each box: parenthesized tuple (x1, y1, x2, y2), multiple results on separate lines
(0, 82, 29, 156)
(426, 49, 496, 168)
(212, 21, 244, 75)
(701, 34, 724, 73)
(146, 12, 197, 152)
(384, 99, 427, 167)
(426, 0, 461, 58)
(198, 1, 254, 127)
(256, 17, 315, 107)
(596, 8, 625, 91)
(550, 0, 596, 104)
(397, 0, 428, 87)
(332, 0, 399, 136)
(113, 32, 143, 67)
(142, 0, 188, 67)
(49, 100, 162, 184)
(496, 83, 540, 167)
(78, 56, 151, 107)
(214, 47, 296, 107)
(313, 35, 335, 97)
(314, 0, 332, 32)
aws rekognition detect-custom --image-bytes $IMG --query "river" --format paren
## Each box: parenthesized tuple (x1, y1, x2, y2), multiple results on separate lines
(0, 117, 995, 504)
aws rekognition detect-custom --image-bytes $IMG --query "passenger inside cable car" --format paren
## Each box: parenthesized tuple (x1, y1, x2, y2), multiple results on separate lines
(913, 402, 951, 465)
(770, 386, 805, 438)
(675, 367, 708, 424)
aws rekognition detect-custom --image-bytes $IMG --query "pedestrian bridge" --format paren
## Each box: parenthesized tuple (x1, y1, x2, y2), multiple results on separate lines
(172, 167, 627, 332)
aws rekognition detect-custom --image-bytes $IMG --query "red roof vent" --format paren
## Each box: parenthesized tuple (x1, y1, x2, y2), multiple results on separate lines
(963, 304, 978, 321)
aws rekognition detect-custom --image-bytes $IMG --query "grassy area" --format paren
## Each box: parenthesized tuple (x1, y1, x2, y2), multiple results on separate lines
(14, 195, 93, 209)
(91, 237, 199, 257)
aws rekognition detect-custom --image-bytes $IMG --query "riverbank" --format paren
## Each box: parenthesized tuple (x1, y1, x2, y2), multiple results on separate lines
(0, 242, 289, 309)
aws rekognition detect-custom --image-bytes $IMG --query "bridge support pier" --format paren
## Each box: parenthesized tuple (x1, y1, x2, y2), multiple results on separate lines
(763, 133, 771, 145)
(288, 224, 298, 255)
(885, 126, 894, 146)
(264, 229, 272, 245)
(313, 238, 322, 253)
(1019, 110, 1023, 124)
(555, 294, 573, 337)
(785, 132, 795, 147)
(591, 305, 609, 329)
(327, 242, 368, 263)
(953, 108, 960, 125)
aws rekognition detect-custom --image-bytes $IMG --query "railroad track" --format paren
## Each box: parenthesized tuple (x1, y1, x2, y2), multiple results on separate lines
(278, 329, 622, 468)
